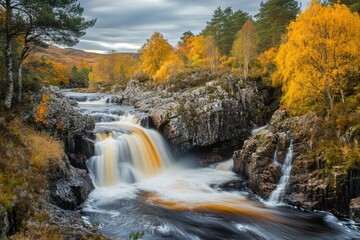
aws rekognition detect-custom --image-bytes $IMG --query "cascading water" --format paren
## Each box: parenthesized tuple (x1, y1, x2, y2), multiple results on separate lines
(62, 91, 359, 240)
(87, 118, 173, 187)
(268, 139, 294, 203)
(251, 125, 268, 136)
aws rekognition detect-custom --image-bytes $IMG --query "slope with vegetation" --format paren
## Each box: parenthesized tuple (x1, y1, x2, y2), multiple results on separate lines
(0, 0, 360, 238)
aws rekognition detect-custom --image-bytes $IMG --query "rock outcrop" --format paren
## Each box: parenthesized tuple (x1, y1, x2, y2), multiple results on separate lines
(116, 73, 275, 163)
(49, 155, 94, 210)
(32, 86, 95, 170)
(350, 197, 360, 222)
(233, 110, 360, 218)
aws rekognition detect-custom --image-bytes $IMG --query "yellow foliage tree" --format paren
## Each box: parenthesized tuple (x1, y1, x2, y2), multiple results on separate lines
(153, 53, 185, 83)
(258, 47, 277, 85)
(231, 19, 258, 79)
(34, 95, 50, 124)
(275, 1, 360, 113)
(139, 32, 174, 77)
(26, 58, 70, 86)
(89, 53, 139, 87)
(180, 35, 219, 72)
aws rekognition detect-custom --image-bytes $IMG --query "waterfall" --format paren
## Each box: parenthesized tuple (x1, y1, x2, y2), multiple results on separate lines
(212, 159, 234, 171)
(268, 139, 294, 203)
(251, 125, 268, 136)
(273, 141, 279, 164)
(87, 116, 173, 187)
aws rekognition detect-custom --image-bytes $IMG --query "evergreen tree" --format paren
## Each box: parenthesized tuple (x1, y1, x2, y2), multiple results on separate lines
(325, 0, 360, 13)
(202, 7, 249, 56)
(255, 0, 300, 52)
(0, 0, 95, 108)
(178, 30, 194, 45)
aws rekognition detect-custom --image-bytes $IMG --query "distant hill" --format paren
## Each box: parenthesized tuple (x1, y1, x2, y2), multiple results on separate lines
(31, 46, 138, 66)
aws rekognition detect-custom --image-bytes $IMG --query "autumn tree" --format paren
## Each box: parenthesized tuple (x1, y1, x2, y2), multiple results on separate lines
(89, 52, 139, 88)
(255, 0, 300, 52)
(179, 35, 219, 72)
(231, 19, 258, 79)
(0, 0, 95, 108)
(202, 7, 249, 55)
(26, 58, 70, 86)
(275, 1, 360, 114)
(257, 47, 277, 85)
(153, 53, 184, 83)
(139, 32, 174, 77)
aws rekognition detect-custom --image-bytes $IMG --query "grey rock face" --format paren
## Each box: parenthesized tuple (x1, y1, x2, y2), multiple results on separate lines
(116, 75, 273, 163)
(50, 158, 94, 210)
(233, 110, 360, 217)
(350, 197, 360, 222)
(0, 206, 9, 240)
(233, 129, 282, 199)
(35, 87, 94, 138)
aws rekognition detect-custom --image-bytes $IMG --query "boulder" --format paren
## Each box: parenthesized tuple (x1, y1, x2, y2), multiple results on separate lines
(233, 129, 282, 198)
(350, 197, 360, 222)
(50, 158, 94, 210)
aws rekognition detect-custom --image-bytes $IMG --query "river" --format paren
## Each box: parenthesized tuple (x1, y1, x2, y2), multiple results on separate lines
(63, 91, 360, 240)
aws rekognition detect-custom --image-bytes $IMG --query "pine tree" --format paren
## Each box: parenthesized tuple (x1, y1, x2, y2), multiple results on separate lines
(202, 7, 249, 56)
(255, 0, 300, 52)
(325, 0, 360, 13)
(0, 0, 95, 108)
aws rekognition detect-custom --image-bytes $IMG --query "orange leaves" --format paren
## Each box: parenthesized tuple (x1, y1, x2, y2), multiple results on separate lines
(274, 1, 360, 112)
(140, 32, 174, 76)
(153, 53, 184, 83)
(178, 35, 219, 71)
(89, 53, 139, 87)
(139, 32, 221, 83)
(26, 58, 71, 87)
(34, 95, 50, 124)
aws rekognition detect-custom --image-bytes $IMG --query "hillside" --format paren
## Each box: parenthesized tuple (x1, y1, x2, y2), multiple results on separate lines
(31, 46, 138, 66)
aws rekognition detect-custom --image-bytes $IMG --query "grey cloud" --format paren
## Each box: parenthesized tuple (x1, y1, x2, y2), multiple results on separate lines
(78, 0, 310, 53)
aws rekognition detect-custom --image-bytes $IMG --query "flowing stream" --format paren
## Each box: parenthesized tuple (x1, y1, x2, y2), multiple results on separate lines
(64, 91, 360, 240)
(268, 139, 294, 203)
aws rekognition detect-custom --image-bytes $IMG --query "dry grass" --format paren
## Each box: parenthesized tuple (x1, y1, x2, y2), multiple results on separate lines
(9, 118, 64, 170)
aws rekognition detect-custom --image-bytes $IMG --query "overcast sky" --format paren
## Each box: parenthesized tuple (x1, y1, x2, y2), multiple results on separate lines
(76, 0, 310, 54)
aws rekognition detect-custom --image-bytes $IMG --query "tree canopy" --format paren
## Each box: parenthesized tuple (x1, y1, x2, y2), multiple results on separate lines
(255, 0, 300, 52)
(201, 7, 249, 56)
(0, 0, 95, 108)
(139, 32, 174, 76)
(231, 19, 258, 79)
(274, 0, 360, 113)
(325, 0, 360, 13)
